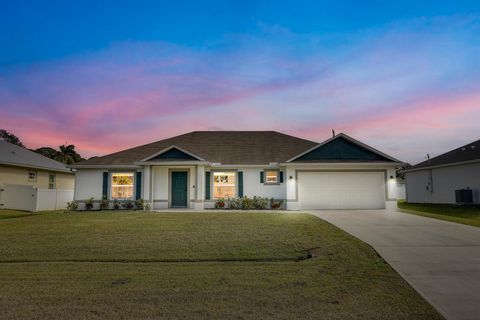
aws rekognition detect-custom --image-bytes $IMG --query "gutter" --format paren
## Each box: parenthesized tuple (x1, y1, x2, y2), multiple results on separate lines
(403, 159, 480, 173)
(0, 161, 73, 174)
(68, 164, 142, 169)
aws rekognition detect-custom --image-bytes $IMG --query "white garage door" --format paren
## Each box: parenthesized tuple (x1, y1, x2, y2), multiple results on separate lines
(297, 171, 386, 209)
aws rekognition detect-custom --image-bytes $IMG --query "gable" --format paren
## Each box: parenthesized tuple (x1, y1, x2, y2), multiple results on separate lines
(293, 136, 394, 162)
(147, 148, 199, 161)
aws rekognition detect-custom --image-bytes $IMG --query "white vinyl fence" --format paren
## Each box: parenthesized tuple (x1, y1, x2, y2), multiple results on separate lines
(0, 184, 74, 211)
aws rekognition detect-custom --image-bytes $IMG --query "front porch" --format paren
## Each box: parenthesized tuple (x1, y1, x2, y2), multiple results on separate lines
(142, 164, 208, 210)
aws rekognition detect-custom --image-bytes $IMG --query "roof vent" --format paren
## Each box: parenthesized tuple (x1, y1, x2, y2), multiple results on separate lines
(471, 145, 476, 150)
(461, 147, 466, 151)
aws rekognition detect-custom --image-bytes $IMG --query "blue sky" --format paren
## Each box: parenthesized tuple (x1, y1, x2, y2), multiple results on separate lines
(1, 1, 480, 162)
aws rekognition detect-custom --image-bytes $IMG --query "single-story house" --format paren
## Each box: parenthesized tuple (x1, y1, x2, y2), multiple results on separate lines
(0, 140, 75, 211)
(404, 139, 480, 204)
(70, 131, 403, 210)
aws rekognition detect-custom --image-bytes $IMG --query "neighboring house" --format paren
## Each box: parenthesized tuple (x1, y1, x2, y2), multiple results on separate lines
(404, 139, 480, 204)
(70, 131, 403, 210)
(0, 140, 75, 211)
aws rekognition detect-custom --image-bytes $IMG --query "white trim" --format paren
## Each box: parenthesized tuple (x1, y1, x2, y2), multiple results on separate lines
(69, 165, 141, 169)
(135, 161, 209, 166)
(209, 163, 280, 168)
(281, 162, 400, 167)
(403, 159, 480, 173)
(109, 171, 136, 201)
(140, 145, 205, 162)
(285, 133, 403, 163)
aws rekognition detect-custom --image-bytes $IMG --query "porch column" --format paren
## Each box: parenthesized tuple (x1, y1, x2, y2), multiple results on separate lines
(194, 165, 205, 210)
(285, 166, 298, 210)
(142, 165, 153, 209)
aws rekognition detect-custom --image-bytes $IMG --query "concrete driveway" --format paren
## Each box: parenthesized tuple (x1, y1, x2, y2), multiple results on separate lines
(309, 208, 480, 320)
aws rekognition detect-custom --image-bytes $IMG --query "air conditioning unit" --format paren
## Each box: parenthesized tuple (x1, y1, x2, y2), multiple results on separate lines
(455, 189, 473, 204)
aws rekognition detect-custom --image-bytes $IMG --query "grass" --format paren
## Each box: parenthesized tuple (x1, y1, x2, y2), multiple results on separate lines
(398, 200, 480, 227)
(0, 209, 442, 319)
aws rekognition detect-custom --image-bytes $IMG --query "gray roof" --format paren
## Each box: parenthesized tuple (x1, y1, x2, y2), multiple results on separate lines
(0, 140, 72, 173)
(409, 139, 480, 170)
(74, 131, 318, 166)
(72, 131, 401, 167)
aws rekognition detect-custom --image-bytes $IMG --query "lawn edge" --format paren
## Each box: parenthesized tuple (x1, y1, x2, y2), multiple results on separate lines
(397, 208, 480, 228)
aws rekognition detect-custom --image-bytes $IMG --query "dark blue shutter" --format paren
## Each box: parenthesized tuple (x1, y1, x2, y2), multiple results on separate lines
(260, 171, 264, 183)
(136, 172, 142, 200)
(279, 171, 284, 183)
(102, 172, 108, 199)
(205, 171, 211, 200)
(238, 171, 243, 197)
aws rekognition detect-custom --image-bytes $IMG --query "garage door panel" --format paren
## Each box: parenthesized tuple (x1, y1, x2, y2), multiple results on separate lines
(298, 171, 385, 209)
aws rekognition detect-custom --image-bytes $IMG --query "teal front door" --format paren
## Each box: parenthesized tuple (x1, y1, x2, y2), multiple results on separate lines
(171, 171, 188, 208)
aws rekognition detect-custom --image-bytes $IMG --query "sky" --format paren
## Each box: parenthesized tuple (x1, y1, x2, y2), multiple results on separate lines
(1, 1, 480, 163)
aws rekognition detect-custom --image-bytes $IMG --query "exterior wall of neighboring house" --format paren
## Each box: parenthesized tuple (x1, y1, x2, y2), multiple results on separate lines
(0, 164, 74, 211)
(406, 162, 480, 204)
(0, 164, 74, 189)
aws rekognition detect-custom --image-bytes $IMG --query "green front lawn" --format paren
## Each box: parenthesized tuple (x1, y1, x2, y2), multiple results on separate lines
(0, 210, 441, 319)
(398, 201, 480, 227)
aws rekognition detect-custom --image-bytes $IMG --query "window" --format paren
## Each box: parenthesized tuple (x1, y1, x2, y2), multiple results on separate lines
(48, 174, 56, 189)
(111, 173, 134, 199)
(213, 171, 236, 199)
(28, 171, 37, 182)
(265, 170, 279, 184)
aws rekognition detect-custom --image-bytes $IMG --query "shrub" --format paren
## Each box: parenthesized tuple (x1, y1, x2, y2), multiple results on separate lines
(135, 198, 145, 210)
(227, 197, 242, 209)
(253, 196, 269, 210)
(100, 198, 110, 210)
(270, 198, 283, 210)
(122, 200, 134, 210)
(144, 202, 151, 211)
(215, 198, 226, 209)
(241, 196, 254, 210)
(65, 200, 78, 212)
(84, 197, 95, 210)
(113, 199, 120, 210)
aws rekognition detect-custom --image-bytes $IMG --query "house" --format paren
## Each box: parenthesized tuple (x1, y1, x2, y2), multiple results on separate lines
(0, 140, 75, 211)
(70, 131, 403, 210)
(404, 139, 480, 204)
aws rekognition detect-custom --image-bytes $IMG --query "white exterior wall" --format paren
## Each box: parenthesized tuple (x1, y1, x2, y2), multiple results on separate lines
(406, 163, 480, 204)
(242, 167, 286, 199)
(74, 169, 104, 200)
(204, 167, 287, 209)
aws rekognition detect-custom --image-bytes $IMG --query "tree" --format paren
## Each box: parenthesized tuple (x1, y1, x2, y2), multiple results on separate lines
(58, 144, 84, 164)
(35, 144, 85, 164)
(0, 129, 24, 147)
(34, 147, 61, 160)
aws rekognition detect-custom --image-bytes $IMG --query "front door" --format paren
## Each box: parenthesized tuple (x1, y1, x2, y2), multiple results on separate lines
(171, 171, 188, 208)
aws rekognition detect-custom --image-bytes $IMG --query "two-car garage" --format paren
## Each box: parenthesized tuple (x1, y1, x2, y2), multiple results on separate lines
(297, 171, 386, 210)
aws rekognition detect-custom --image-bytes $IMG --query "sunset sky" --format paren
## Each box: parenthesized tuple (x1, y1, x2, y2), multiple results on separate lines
(1, 1, 479, 163)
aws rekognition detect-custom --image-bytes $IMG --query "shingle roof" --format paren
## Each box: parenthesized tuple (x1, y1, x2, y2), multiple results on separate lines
(410, 139, 480, 170)
(75, 131, 319, 166)
(0, 140, 72, 173)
